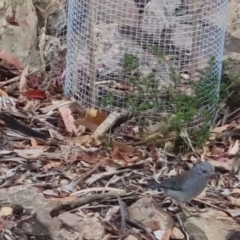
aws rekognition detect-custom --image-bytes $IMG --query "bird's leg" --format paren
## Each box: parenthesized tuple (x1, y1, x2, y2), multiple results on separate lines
(179, 203, 201, 218)
(188, 201, 207, 213)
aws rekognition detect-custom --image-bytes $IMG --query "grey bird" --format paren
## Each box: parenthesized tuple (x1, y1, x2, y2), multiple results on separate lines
(146, 162, 215, 215)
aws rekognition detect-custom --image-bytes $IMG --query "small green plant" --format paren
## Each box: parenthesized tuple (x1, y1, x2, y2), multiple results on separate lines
(100, 54, 159, 116)
(100, 50, 220, 151)
(167, 56, 218, 149)
(123, 53, 139, 71)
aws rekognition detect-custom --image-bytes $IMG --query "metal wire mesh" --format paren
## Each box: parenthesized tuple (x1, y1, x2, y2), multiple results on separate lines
(53, 0, 229, 128)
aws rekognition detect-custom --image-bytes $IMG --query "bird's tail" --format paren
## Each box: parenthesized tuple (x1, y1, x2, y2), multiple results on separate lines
(143, 180, 162, 191)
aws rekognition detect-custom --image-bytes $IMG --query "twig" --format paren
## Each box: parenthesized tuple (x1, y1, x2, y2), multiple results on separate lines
(117, 196, 127, 230)
(71, 187, 126, 196)
(226, 106, 240, 121)
(0, 65, 47, 87)
(74, 159, 104, 185)
(101, 234, 112, 240)
(221, 106, 229, 125)
(51, 192, 123, 214)
(194, 199, 232, 216)
(182, 129, 198, 157)
(0, 76, 20, 86)
(126, 218, 156, 240)
(86, 169, 132, 185)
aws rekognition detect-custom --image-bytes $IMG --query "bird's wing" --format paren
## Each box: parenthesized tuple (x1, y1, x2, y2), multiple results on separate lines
(145, 170, 192, 191)
(157, 173, 190, 191)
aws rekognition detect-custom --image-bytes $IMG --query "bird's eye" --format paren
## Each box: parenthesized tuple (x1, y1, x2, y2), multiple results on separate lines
(202, 169, 207, 173)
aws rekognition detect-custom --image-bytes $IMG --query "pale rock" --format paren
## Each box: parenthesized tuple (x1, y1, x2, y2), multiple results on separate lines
(58, 212, 79, 228)
(0, 0, 62, 71)
(75, 219, 105, 240)
(170, 227, 185, 239)
(128, 197, 174, 231)
(124, 235, 139, 240)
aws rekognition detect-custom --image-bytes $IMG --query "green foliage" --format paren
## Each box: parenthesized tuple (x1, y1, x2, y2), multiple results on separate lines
(100, 92, 115, 107)
(123, 53, 139, 71)
(167, 57, 218, 149)
(126, 73, 158, 117)
(100, 51, 220, 151)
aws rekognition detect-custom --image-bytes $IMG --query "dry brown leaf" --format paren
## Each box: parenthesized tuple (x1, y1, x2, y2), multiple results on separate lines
(112, 146, 133, 163)
(59, 106, 77, 135)
(206, 158, 232, 171)
(92, 111, 126, 145)
(14, 149, 44, 159)
(81, 151, 100, 164)
(210, 145, 225, 157)
(136, 131, 164, 145)
(76, 119, 98, 132)
(231, 154, 240, 175)
(19, 66, 28, 92)
(75, 108, 107, 126)
(214, 156, 230, 163)
(0, 89, 9, 98)
(71, 135, 92, 145)
(211, 124, 232, 133)
(228, 140, 239, 155)
(111, 140, 137, 154)
(164, 141, 174, 151)
(42, 161, 62, 171)
(232, 189, 240, 194)
(43, 189, 60, 197)
(0, 51, 22, 69)
(228, 196, 240, 208)
(226, 209, 240, 217)
(48, 129, 65, 141)
(30, 137, 46, 149)
(40, 100, 75, 114)
(30, 137, 38, 148)
(15, 174, 27, 184)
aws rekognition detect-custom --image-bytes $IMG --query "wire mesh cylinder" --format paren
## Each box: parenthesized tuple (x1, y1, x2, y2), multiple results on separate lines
(64, 0, 228, 127)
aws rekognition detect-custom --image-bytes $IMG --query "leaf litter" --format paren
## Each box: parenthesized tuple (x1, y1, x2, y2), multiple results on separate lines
(0, 55, 240, 240)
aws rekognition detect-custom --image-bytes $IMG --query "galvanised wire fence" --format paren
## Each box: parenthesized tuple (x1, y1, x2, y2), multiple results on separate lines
(49, 0, 229, 133)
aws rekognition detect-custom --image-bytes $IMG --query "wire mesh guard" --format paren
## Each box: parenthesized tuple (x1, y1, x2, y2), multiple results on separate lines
(56, 0, 229, 131)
